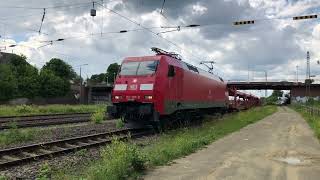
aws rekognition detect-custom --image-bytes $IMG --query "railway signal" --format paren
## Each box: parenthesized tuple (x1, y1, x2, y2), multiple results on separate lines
(293, 15, 317, 20)
(233, 20, 255, 26)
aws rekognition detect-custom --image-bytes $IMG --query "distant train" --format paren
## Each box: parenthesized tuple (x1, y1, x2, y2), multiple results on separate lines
(107, 48, 260, 130)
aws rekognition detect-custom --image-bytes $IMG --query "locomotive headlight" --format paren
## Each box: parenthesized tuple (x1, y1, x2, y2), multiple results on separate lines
(114, 95, 122, 100)
(144, 95, 153, 100)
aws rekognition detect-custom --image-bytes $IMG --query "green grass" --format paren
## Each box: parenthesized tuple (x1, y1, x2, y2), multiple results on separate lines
(0, 104, 106, 117)
(291, 104, 320, 140)
(52, 106, 277, 180)
(91, 108, 106, 124)
(37, 162, 52, 180)
(116, 119, 125, 129)
(0, 124, 41, 146)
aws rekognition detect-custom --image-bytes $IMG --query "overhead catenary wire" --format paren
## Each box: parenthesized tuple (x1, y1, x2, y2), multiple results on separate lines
(93, 1, 208, 65)
(2, 1, 319, 76)
(36, 27, 164, 43)
(38, 8, 46, 35)
(0, 2, 93, 10)
(0, 1, 318, 26)
(0, 1, 229, 75)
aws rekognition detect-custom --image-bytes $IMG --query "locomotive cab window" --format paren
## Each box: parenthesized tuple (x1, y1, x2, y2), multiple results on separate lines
(119, 60, 159, 76)
(168, 65, 175, 77)
(137, 60, 159, 75)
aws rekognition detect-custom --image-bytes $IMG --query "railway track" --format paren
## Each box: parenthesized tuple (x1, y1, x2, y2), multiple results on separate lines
(0, 128, 152, 168)
(0, 113, 93, 130)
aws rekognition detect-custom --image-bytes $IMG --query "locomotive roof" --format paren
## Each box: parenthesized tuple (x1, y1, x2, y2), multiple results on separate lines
(123, 54, 225, 83)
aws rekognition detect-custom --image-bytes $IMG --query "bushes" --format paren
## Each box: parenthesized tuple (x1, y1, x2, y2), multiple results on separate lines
(38, 70, 70, 98)
(55, 106, 277, 179)
(15, 105, 34, 114)
(292, 105, 320, 140)
(0, 64, 18, 101)
(91, 108, 106, 124)
(87, 139, 145, 180)
(116, 119, 125, 128)
(0, 55, 77, 101)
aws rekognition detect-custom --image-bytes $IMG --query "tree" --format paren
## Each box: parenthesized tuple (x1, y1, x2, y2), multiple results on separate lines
(42, 58, 76, 80)
(39, 70, 70, 98)
(0, 64, 18, 101)
(106, 63, 120, 83)
(17, 65, 40, 98)
(90, 73, 106, 83)
(305, 79, 314, 84)
(265, 90, 284, 105)
(8, 54, 40, 98)
(271, 90, 283, 98)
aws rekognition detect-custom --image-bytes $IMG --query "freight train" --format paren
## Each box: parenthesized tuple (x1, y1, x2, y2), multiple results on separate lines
(107, 47, 260, 130)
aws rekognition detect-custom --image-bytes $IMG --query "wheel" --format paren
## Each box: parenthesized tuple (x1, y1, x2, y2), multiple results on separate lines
(183, 111, 191, 127)
(151, 111, 164, 133)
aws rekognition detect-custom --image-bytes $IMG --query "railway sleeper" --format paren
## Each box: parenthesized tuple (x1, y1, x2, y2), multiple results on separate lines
(0, 129, 150, 168)
(64, 143, 78, 148)
(38, 149, 53, 154)
(1, 155, 20, 162)
(21, 152, 38, 157)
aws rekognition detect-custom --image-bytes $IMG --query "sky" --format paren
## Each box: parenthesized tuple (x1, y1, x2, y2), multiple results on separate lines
(0, 0, 320, 93)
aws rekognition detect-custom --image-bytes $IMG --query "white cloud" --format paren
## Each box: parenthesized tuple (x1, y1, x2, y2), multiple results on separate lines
(0, 0, 319, 84)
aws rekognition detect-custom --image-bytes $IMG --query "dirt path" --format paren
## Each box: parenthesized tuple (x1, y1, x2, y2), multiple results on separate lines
(144, 107, 320, 180)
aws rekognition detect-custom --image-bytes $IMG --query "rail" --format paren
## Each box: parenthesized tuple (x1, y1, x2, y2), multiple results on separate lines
(0, 128, 152, 168)
(0, 113, 93, 130)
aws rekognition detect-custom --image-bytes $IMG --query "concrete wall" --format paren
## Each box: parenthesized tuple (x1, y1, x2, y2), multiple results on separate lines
(2, 97, 79, 105)
(291, 86, 320, 103)
(85, 86, 112, 104)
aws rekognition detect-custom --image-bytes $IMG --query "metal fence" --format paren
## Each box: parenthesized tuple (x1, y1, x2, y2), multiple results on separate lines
(298, 105, 320, 116)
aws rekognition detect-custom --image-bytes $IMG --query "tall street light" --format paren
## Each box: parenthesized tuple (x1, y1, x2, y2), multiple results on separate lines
(264, 70, 268, 97)
(78, 64, 88, 104)
(106, 73, 109, 85)
(296, 65, 299, 83)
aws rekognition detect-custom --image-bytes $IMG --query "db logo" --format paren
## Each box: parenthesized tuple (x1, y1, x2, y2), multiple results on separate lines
(133, 79, 137, 83)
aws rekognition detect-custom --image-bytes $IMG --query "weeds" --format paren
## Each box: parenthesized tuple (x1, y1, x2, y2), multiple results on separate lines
(91, 109, 105, 124)
(0, 124, 38, 146)
(0, 176, 8, 180)
(116, 119, 125, 128)
(54, 106, 277, 179)
(75, 149, 88, 157)
(292, 105, 320, 140)
(86, 138, 145, 180)
(0, 104, 106, 117)
(36, 162, 52, 180)
(144, 106, 277, 166)
(15, 105, 34, 114)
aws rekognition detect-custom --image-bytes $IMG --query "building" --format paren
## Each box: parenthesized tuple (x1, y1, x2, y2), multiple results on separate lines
(0, 52, 19, 64)
(82, 83, 113, 104)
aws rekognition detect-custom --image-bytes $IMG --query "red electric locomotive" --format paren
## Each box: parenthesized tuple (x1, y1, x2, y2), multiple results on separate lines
(107, 47, 229, 129)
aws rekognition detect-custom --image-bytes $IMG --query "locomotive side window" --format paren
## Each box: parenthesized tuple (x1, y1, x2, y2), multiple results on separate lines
(168, 65, 175, 77)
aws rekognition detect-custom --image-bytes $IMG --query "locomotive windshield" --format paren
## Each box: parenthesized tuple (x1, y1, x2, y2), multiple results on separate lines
(120, 60, 159, 76)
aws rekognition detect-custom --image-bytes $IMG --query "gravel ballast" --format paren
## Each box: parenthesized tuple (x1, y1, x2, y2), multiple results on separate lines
(0, 120, 117, 149)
